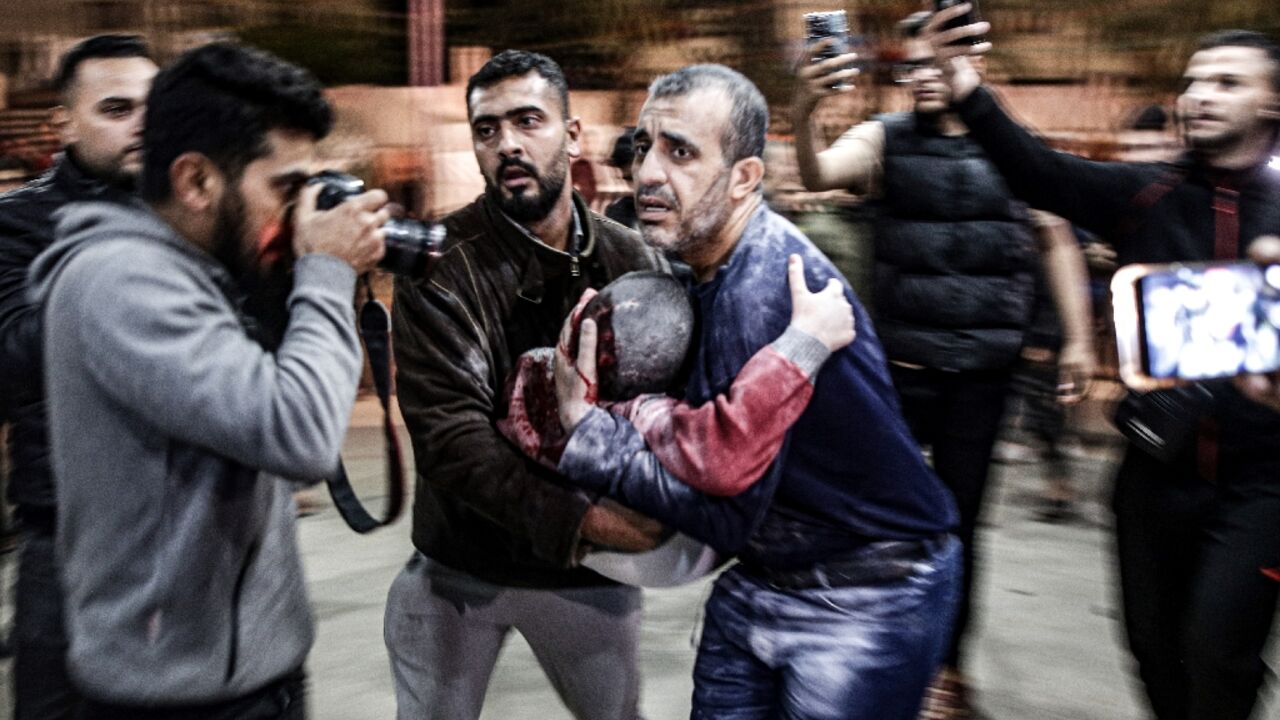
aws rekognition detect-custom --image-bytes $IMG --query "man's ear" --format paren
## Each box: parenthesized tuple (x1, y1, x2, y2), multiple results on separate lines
(566, 116, 583, 160)
(50, 106, 74, 147)
(168, 153, 224, 213)
(729, 156, 765, 201)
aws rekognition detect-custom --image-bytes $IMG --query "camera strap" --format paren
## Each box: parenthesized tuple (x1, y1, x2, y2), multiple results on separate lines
(324, 278, 407, 533)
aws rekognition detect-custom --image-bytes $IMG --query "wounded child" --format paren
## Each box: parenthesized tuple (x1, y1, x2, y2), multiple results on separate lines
(497, 255, 854, 585)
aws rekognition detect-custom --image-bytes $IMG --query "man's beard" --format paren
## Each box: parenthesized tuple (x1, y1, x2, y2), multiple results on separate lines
(68, 145, 138, 191)
(212, 188, 292, 349)
(638, 168, 732, 258)
(211, 188, 249, 278)
(1182, 119, 1240, 152)
(484, 146, 569, 223)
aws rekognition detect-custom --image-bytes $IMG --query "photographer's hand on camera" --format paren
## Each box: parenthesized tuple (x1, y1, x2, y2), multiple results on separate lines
(922, 2, 991, 103)
(294, 183, 390, 274)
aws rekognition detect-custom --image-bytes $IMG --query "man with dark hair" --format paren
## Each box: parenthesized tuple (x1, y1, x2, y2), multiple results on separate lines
(604, 127, 639, 228)
(791, 13, 1094, 715)
(384, 49, 665, 720)
(553, 64, 961, 720)
(0, 33, 156, 720)
(929, 11, 1280, 719)
(27, 41, 387, 719)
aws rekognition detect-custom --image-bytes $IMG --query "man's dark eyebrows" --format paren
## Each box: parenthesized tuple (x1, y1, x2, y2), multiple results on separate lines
(96, 95, 136, 107)
(660, 130, 697, 151)
(503, 105, 546, 119)
(470, 105, 547, 127)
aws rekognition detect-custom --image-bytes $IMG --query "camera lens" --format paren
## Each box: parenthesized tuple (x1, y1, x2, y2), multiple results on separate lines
(380, 219, 445, 277)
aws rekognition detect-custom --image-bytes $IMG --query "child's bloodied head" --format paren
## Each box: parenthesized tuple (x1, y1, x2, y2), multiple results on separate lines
(572, 271, 695, 401)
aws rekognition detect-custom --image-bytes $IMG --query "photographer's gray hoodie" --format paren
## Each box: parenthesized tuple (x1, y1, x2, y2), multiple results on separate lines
(29, 200, 361, 705)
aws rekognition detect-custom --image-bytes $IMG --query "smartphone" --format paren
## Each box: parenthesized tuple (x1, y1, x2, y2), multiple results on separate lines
(804, 11, 855, 88)
(1112, 261, 1280, 390)
(934, 0, 984, 46)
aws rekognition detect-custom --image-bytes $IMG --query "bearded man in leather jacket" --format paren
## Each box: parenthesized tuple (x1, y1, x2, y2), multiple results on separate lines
(384, 50, 666, 720)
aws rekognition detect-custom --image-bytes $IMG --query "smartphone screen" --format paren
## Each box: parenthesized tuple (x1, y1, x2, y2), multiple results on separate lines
(804, 11, 862, 89)
(1136, 262, 1280, 381)
(805, 11, 850, 62)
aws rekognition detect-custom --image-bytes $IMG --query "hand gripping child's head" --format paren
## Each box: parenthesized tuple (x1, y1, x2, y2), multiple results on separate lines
(571, 271, 694, 401)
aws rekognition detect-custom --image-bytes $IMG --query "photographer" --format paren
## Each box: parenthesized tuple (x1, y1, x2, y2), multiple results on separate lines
(929, 11, 1280, 720)
(793, 14, 1093, 715)
(0, 34, 156, 720)
(29, 42, 387, 718)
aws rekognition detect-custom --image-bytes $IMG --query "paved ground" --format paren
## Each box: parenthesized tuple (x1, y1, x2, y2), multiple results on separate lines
(2, 396, 1278, 719)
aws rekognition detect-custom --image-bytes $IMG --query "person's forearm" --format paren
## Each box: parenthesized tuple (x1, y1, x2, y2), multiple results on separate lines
(619, 327, 826, 497)
(793, 108, 833, 191)
(74, 251, 364, 480)
(956, 88, 1139, 234)
(559, 407, 780, 555)
(1040, 220, 1094, 351)
(791, 112, 877, 194)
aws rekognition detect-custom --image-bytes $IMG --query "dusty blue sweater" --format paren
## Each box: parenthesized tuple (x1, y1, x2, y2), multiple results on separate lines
(560, 205, 958, 570)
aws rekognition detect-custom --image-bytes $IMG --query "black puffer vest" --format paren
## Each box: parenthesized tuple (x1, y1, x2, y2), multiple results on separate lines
(871, 112, 1036, 372)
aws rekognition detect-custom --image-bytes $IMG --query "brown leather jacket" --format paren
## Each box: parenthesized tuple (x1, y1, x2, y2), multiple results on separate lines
(392, 192, 665, 587)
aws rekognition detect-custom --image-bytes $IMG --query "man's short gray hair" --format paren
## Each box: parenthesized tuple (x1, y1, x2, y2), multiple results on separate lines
(647, 64, 768, 165)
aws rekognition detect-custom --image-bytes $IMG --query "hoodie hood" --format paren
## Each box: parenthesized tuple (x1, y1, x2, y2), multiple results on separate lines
(29, 199, 223, 308)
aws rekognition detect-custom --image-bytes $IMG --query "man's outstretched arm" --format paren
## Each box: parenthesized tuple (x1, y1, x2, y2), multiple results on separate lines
(791, 43, 882, 195)
(923, 4, 1149, 236)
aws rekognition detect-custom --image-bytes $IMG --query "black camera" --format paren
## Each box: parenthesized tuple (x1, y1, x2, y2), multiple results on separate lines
(308, 170, 445, 277)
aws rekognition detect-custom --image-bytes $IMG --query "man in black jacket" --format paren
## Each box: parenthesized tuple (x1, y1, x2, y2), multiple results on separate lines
(0, 35, 156, 720)
(929, 11, 1280, 720)
(384, 50, 665, 720)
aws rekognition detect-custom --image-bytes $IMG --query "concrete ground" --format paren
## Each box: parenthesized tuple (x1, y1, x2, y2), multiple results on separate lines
(2, 396, 1277, 719)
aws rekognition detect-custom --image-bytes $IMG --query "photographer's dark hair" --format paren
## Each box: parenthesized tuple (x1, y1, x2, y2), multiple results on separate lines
(1198, 30, 1280, 91)
(466, 50, 570, 118)
(140, 42, 332, 203)
(55, 34, 152, 101)
(647, 64, 768, 165)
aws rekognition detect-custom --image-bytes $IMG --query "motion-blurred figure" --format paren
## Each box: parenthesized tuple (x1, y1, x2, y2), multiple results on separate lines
(0, 35, 156, 720)
(930, 13, 1280, 719)
(792, 14, 1093, 716)
(604, 127, 639, 229)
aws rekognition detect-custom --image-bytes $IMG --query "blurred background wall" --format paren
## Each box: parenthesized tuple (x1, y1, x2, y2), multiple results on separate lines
(2, 0, 1278, 286)
(8, 0, 1280, 197)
